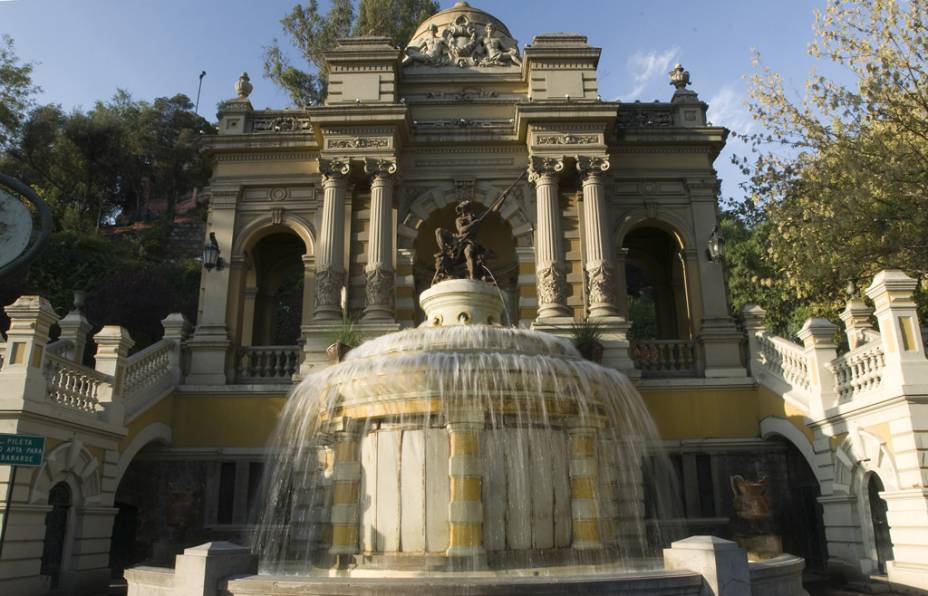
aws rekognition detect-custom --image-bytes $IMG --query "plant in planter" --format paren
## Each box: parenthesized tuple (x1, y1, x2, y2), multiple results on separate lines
(326, 315, 362, 363)
(570, 320, 604, 363)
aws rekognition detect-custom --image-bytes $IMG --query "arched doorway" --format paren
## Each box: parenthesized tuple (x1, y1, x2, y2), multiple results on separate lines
(778, 438, 828, 574)
(41, 482, 72, 589)
(412, 202, 518, 324)
(248, 232, 306, 346)
(867, 473, 894, 574)
(622, 226, 691, 341)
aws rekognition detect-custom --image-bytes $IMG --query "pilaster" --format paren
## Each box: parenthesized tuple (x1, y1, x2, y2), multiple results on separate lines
(865, 270, 928, 394)
(93, 326, 134, 425)
(797, 318, 839, 418)
(0, 296, 59, 405)
(446, 410, 485, 563)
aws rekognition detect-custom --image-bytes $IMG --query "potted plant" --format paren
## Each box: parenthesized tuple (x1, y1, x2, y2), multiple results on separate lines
(570, 320, 604, 363)
(327, 315, 362, 363)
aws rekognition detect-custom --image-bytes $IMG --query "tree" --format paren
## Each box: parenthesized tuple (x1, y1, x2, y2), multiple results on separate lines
(729, 0, 928, 330)
(264, 0, 438, 106)
(0, 35, 39, 150)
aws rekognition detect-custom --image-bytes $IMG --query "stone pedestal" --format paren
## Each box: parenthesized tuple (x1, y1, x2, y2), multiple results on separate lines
(419, 279, 505, 327)
(664, 536, 751, 596)
(172, 542, 257, 596)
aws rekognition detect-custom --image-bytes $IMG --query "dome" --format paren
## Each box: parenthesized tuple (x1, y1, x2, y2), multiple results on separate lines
(408, 1, 513, 44)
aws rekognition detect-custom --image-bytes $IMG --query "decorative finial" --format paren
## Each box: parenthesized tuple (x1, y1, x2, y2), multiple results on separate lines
(235, 72, 253, 99)
(72, 290, 87, 310)
(669, 63, 691, 92)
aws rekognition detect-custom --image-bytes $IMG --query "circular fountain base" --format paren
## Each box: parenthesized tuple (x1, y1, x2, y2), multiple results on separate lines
(225, 568, 706, 595)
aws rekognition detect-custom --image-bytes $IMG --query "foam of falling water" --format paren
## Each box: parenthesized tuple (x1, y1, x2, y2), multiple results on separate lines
(251, 325, 682, 576)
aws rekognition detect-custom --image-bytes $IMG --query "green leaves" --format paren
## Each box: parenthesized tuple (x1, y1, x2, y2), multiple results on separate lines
(731, 0, 928, 329)
(263, 0, 438, 106)
(0, 35, 39, 150)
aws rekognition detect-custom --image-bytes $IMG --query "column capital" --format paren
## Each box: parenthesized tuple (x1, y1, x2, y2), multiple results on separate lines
(528, 155, 565, 183)
(575, 155, 610, 180)
(364, 158, 397, 181)
(319, 157, 351, 184)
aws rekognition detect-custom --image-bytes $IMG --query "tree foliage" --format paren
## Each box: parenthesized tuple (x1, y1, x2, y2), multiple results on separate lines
(264, 0, 438, 106)
(0, 34, 39, 150)
(728, 0, 928, 330)
(3, 92, 213, 230)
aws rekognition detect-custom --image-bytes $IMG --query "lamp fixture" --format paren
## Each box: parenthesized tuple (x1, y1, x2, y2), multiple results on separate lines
(706, 225, 724, 262)
(202, 232, 224, 271)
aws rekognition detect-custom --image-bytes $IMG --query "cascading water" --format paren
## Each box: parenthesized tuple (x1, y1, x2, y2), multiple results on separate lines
(251, 280, 681, 578)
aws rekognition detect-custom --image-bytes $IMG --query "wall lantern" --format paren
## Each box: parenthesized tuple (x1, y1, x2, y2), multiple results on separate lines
(202, 232, 224, 271)
(706, 226, 724, 262)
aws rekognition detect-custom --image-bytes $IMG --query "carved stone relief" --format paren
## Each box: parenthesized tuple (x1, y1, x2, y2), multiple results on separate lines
(252, 117, 312, 133)
(403, 17, 521, 68)
(536, 134, 598, 145)
(315, 268, 345, 310)
(365, 266, 394, 309)
(326, 137, 390, 150)
(586, 262, 615, 307)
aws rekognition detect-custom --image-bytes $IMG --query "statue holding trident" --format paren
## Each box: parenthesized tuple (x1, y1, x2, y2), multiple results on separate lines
(432, 171, 527, 285)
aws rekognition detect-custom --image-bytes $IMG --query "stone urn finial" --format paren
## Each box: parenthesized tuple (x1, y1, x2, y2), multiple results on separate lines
(235, 72, 253, 99)
(669, 63, 691, 92)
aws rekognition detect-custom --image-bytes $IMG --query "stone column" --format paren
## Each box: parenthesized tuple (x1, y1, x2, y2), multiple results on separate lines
(363, 159, 397, 320)
(529, 156, 570, 319)
(576, 155, 618, 318)
(94, 325, 135, 425)
(567, 418, 601, 550)
(839, 298, 877, 350)
(0, 296, 58, 402)
(446, 410, 485, 562)
(797, 318, 839, 417)
(57, 291, 92, 363)
(315, 158, 350, 321)
(329, 420, 362, 559)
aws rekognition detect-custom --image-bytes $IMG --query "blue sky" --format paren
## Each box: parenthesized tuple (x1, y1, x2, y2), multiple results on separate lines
(0, 0, 828, 201)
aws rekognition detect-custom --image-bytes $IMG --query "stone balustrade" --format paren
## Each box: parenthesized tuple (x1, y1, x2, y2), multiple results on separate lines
(744, 269, 928, 417)
(630, 339, 697, 377)
(43, 352, 110, 413)
(235, 345, 301, 383)
(830, 340, 885, 403)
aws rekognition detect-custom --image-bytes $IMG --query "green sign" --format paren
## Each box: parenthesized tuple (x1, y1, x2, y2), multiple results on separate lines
(0, 434, 46, 467)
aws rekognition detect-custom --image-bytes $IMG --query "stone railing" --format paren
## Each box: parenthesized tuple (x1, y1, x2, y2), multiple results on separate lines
(631, 340, 698, 377)
(754, 333, 812, 393)
(45, 339, 74, 358)
(830, 341, 885, 403)
(44, 353, 110, 414)
(121, 338, 177, 413)
(235, 346, 301, 384)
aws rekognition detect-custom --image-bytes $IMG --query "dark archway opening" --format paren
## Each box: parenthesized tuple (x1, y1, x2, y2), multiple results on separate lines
(108, 502, 139, 578)
(41, 481, 72, 589)
(623, 226, 690, 341)
(776, 439, 828, 575)
(251, 232, 305, 345)
(868, 473, 894, 574)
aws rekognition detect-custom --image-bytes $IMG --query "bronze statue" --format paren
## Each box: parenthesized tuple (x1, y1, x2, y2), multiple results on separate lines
(432, 172, 525, 285)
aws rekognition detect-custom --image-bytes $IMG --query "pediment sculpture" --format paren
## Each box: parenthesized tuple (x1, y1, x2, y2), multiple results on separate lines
(403, 16, 521, 68)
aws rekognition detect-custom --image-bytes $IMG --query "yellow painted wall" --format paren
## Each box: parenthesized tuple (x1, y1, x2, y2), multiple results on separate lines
(123, 385, 819, 452)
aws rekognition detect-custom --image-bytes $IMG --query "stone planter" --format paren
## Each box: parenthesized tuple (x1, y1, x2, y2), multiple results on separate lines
(577, 339, 604, 363)
(327, 341, 352, 363)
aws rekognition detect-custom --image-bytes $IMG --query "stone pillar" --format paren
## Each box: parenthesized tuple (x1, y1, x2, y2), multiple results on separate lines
(315, 158, 350, 321)
(797, 318, 839, 417)
(329, 420, 362, 559)
(576, 155, 618, 318)
(663, 536, 751, 596)
(567, 418, 601, 550)
(94, 325, 134, 425)
(161, 313, 191, 386)
(446, 410, 485, 561)
(363, 159, 397, 320)
(839, 298, 877, 350)
(740, 304, 767, 377)
(0, 296, 58, 403)
(529, 156, 570, 319)
(866, 270, 928, 392)
(57, 291, 92, 363)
